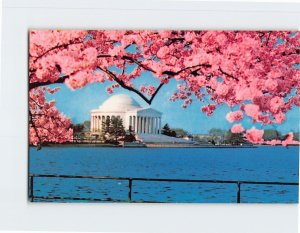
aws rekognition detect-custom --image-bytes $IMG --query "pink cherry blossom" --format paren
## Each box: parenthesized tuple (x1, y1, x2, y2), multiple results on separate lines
(265, 139, 282, 146)
(28, 30, 300, 146)
(201, 104, 216, 116)
(245, 127, 264, 144)
(244, 104, 260, 119)
(270, 96, 285, 113)
(226, 111, 243, 123)
(281, 132, 299, 146)
(231, 124, 245, 133)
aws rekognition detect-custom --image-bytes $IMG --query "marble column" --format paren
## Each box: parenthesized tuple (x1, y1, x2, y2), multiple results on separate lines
(148, 117, 151, 134)
(149, 117, 153, 134)
(144, 117, 147, 133)
(152, 117, 155, 134)
(152, 117, 154, 134)
(99, 116, 101, 130)
(141, 117, 144, 133)
(132, 115, 134, 131)
(146, 117, 149, 133)
(95, 116, 97, 131)
(149, 117, 152, 134)
(97, 115, 101, 130)
(90, 115, 93, 131)
(158, 117, 161, 134)
(95, 116, 98, 130)
(133, 116, 136, 132)
(93, 116, 95, 131)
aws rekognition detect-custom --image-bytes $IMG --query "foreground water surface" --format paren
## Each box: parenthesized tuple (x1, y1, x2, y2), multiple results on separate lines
(29, 146, 299, 203)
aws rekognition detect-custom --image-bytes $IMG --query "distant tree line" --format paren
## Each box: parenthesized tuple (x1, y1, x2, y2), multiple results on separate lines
(161, 123, 192, 138)
(71, 121, 299, 145)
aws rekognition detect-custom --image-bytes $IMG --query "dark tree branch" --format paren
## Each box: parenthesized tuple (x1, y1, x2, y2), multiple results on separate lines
(265, 31, 272, 46)
(29, 75, 69, 90)
(97, 54, 156, 73)
(165, 37, 185, 46)
(218, 67, 239, 81)
(97, 54, 112, 58)
(122, 56, 156, 73)
(29, 110, 42, 149)
(98, 66, 163, 105)
(31, 40, 83, 63)
(282, 50, 300, 56)
(163, 64, 211, 76)
(149, 82, 165, 103)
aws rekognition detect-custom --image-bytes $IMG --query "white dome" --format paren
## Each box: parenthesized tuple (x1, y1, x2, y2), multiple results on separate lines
(99, 94, 141, 112)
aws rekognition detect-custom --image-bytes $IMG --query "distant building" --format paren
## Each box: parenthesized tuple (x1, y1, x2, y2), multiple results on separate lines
(193, 134, 223, 144)
(90, 94, 162, 134)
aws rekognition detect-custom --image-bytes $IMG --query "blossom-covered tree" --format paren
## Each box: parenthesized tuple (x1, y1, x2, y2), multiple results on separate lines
(29, 30, 300, 146)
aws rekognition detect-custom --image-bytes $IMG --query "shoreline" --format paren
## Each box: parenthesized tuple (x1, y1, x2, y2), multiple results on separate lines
(28, 143, 271, 149)
(28, 143, 300, 149)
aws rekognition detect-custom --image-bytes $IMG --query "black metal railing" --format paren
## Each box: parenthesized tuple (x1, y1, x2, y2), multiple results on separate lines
(28, 174, 299, 203)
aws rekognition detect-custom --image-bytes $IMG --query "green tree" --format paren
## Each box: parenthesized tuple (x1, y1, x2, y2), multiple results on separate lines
(263, 129, 281, 141)
(101, 116, 125, 142)
(83, 120, 90, 132)
(224, 130, 247, 145)
(101, 117, 111, 138)
(161, 123, 177, 137)
(172, 128, 189, 137)
(162, 123, 170, 131)
(110, 116, 125, 141)
(293, 131, 300, 141)
(72, 124, 84, 133)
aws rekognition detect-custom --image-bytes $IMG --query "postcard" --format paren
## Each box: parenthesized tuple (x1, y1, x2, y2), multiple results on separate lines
(28, 30, 299, 203)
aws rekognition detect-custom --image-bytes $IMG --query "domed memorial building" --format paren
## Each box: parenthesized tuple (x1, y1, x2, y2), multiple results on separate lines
(90, 94, 162, 134)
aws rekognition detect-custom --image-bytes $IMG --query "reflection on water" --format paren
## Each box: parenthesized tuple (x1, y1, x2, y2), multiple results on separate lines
(29, 146, 299, 203)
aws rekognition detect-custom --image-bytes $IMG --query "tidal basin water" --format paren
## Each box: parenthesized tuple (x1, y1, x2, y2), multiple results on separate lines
(29, 146, 299, 203)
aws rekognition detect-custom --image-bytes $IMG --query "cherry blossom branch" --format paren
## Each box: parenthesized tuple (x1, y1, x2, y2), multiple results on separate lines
(122, 56, 156, 73)
(163, 64, 212, 76)
(29, 110, 42, 147)
(97, 54, 156, 73)
(31, 40, 83, 63)
(98, 66, 160, 105)
(218, 67, 238, 81)
(29, 75, 69, 90)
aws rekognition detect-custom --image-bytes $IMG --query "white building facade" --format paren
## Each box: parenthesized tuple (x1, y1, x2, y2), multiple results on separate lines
(90, 94, 162, 134)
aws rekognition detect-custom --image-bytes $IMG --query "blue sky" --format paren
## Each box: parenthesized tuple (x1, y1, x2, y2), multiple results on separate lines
(45, 70, 300, 134)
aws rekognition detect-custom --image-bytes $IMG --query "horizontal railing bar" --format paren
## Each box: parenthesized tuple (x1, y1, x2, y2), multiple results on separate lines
(29, 174, 299, 186)
(32, 195, 123, 202)
(32, 195, 163, 203)
(30, 173, 130, 181)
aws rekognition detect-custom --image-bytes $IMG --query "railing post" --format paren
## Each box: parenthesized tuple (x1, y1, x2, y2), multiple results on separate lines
(237, 182, 241, 203)
(128, 178, 133, 202)
(29, 175, 34, 202)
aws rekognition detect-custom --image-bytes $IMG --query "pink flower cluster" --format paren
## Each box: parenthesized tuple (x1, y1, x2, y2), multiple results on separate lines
(28, 30, 300, 145)
(245, 127, 264, 144)
(29, 88, 73, 145)
(265, 132, 300, 146)
(140, 85, 156, 96)
(201, 104, 216, 116)
(231, 124, 245, 133)
(226, 111, 243, 123)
